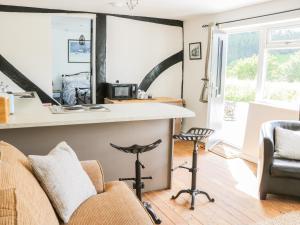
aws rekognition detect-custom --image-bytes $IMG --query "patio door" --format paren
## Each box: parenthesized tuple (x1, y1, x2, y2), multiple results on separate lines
(206, 30, 227, 149)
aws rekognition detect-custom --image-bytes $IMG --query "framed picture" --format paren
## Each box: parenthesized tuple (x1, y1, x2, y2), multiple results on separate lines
(68, 39, 91, 63)
(189, 42, 202, 60)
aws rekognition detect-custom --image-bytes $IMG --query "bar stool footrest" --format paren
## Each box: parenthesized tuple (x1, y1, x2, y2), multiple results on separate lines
(172, 161, 188, 171)
(119, 178, 135, 181)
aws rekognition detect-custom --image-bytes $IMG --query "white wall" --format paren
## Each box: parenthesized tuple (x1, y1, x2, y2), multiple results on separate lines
(0, 12, 53, 95)
(106, 16, 183, 98)
(242, 103, 299, 162)
(52, 16, 91, 91)
(183, 0, 300, 129)
(0, 71, 24, 92)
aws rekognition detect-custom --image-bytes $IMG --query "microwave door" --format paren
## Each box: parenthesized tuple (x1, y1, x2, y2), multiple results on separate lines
(114, 86, 130, 99)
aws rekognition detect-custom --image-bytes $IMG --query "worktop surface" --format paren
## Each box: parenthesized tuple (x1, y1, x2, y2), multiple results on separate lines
(0, 94, 195, 129)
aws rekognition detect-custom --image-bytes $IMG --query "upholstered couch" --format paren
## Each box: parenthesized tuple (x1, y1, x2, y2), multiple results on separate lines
(0, 141, 154, 225)
(258, 120, 300, 200)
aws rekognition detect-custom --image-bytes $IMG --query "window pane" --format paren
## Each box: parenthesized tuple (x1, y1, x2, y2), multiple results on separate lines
(226, 32, 259, 103)
(270, 26, 300, 42)
(263, 49, 300, 104)
(224, 31, 260, 148)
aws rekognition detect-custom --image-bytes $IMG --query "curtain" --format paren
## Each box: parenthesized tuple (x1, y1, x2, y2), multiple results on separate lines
(199, 23, 216, 103)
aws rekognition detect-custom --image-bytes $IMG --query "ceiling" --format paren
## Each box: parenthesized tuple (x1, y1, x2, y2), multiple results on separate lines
(0, 0, 274, 20)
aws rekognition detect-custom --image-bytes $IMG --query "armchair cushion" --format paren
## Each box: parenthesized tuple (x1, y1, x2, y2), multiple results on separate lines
(271, 158, 300, 179)
(275, 127, 300, 160)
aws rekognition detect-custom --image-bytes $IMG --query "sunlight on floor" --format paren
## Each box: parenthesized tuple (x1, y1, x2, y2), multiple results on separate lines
(226, 159, 259, 199)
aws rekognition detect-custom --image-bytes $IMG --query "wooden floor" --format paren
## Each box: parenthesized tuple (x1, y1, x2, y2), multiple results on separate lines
(143, 141, 300, 225)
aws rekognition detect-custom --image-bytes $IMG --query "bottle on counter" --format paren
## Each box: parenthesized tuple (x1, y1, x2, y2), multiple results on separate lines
(0, 95, 9, 124)
(0, 84, 14, 115)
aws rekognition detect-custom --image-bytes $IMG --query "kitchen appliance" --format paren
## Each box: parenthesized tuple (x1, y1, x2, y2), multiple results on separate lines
(106, 83, 137, 100)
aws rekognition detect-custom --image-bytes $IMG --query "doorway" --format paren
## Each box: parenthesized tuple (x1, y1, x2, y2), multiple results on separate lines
(51, 14, 96, 105)
(207, 21, 300, 153)
(223, 31, 260, 149)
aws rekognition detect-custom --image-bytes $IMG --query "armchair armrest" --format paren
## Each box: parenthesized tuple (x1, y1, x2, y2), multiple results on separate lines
(258, 122, 275, 198)
(81, 160, 105, 193)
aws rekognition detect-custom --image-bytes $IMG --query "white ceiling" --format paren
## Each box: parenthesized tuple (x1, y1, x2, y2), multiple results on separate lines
(0, 0, 274, 20)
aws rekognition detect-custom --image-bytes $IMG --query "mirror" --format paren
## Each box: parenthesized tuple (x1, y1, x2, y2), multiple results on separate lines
(52, 16, 92, 105)
(0, 12, 95, 105)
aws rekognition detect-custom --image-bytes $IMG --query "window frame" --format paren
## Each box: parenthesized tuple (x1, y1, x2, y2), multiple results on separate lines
(224, 20, 300, 106)
(267, 23, 300, 48)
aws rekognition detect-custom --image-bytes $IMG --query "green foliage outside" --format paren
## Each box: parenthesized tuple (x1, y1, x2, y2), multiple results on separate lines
(225, 50, 300, 103)
(226, 55, 258, 80)
(225, 82, 256, 102)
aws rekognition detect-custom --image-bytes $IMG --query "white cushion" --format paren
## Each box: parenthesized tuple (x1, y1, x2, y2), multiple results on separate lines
(29, 142, 96, 223)
(275, 127, 300, 160)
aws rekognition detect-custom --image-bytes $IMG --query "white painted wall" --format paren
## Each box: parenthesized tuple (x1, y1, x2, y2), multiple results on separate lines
(106, 16, 183, 98)
(52, 16, 91, 91)
(183, 0, 300, 131)
(0, 12, 53, 95)
(0, 71, 24, 92)
(242, 103, 299, 163)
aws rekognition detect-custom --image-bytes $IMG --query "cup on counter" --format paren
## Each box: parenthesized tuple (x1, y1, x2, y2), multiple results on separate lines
(7, 92, 14, 115)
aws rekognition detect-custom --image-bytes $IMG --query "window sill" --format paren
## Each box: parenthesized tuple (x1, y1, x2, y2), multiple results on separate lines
(253, 100, 299, 112)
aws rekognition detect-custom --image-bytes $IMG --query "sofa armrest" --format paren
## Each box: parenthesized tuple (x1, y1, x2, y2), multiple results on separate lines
(81, 160, 105, 193)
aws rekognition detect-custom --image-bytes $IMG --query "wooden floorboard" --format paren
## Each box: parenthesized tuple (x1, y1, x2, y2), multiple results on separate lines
(144, 141, 300, 225)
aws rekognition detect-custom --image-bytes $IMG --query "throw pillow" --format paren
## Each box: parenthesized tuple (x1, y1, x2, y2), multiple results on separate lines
(29, 142, 96, 223)
(275, 127, 300, 160)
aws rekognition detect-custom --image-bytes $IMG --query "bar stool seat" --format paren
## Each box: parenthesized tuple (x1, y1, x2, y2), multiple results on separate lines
(110, 139, 162, 224)
(110, 139, 162, 154)
(171, 128, 215, 210)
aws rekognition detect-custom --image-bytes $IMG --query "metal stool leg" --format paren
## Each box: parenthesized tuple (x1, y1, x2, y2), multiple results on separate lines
(133, 153, 161, 224)
(171, 189, 190, 200)
(144, 202, 161, 224)
(171, 141, 214, 210)
(196, 190, 215, 202)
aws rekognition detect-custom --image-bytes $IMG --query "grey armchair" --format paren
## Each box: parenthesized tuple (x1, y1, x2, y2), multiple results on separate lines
(258, 120, 300, 200)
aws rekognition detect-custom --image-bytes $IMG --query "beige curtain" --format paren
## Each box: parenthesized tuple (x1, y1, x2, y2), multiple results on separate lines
(199, 23, 216, 103)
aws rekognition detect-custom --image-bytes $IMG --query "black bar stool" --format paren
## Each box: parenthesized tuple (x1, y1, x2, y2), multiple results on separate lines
(110, 139, 162, 224)
(171, 128, 215, 210)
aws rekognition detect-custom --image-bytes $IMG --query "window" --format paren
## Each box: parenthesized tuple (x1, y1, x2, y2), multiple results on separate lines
(263, 49, 300, 104)
(226, 21, 300, 107)
(225, 31, 260, 103)
(264, 23, 300, 105)
(269, 25, 300, 42)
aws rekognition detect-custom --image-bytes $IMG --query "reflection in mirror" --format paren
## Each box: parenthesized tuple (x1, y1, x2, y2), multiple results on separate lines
(51, 16, 92, 105)
(0, 12, 94, 106)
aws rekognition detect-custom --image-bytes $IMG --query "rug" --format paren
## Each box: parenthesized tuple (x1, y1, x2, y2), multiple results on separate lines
(255, 212, 300, 225)
(208, 143, 240, 159)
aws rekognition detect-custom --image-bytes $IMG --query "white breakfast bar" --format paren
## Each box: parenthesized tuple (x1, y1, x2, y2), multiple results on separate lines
(0, 93, 194, 191)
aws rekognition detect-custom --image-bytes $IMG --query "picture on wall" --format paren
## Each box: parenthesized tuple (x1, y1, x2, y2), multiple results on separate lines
(189, 42, 202, 60)
(68, 39, 91, 63)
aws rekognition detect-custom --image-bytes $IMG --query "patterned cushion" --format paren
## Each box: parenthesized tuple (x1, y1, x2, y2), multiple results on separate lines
(0, 141, 59, 225)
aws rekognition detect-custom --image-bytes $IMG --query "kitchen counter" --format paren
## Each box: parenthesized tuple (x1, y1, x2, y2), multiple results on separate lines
(0, 93, 195, 192)
(0, 93, 194, 129)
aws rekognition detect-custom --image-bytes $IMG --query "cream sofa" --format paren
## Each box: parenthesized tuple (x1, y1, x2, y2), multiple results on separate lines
(0, 141, 154, 225)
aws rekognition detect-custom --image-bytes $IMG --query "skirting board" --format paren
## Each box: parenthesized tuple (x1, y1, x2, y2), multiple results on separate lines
(240, 152, 258, 164)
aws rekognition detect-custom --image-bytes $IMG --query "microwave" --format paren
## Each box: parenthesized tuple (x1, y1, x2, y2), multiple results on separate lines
(106, 83, 138, 100)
